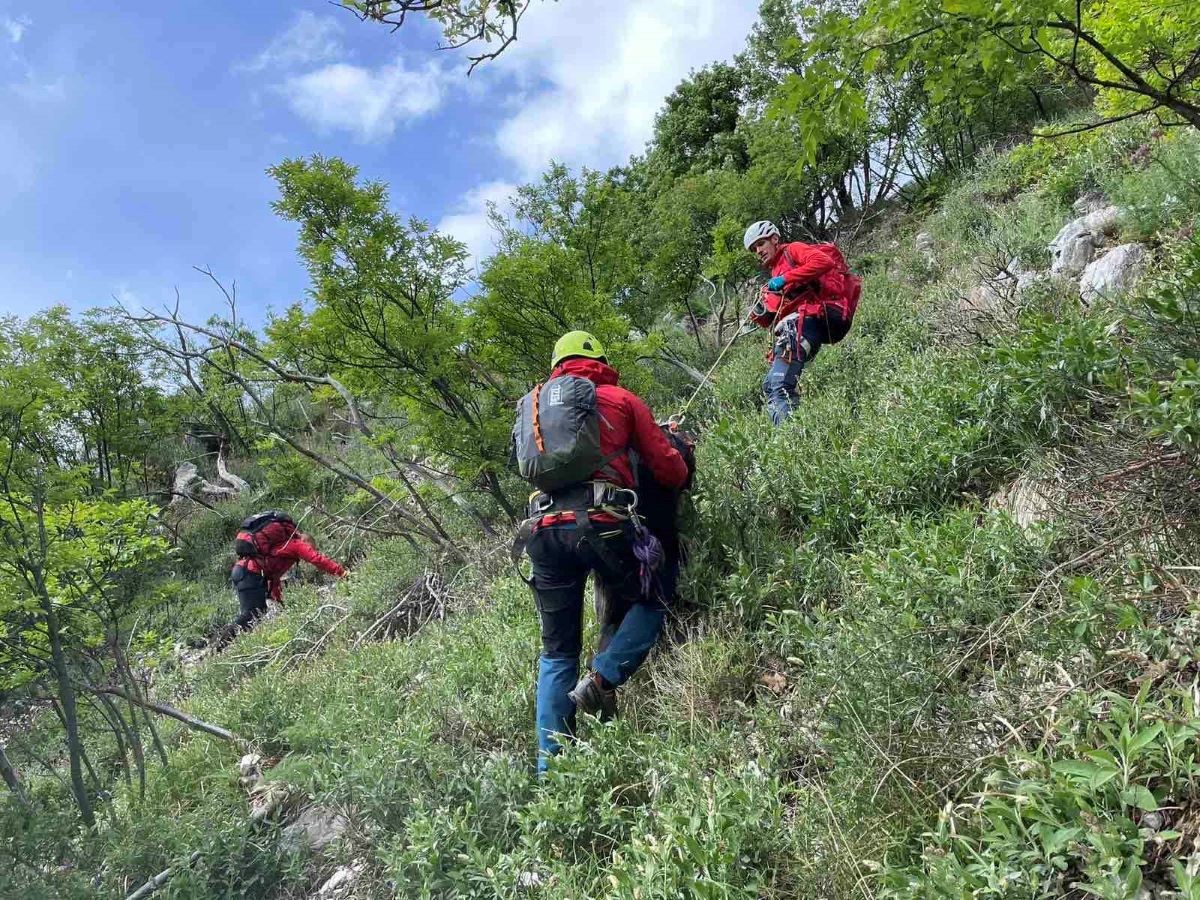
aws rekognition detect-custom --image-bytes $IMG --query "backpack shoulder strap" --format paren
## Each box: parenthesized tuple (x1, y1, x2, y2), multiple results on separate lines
(530, 382, 545, 453)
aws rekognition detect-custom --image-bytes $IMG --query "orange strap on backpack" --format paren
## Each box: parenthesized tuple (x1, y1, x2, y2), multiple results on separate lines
(530, 382, 545, 453)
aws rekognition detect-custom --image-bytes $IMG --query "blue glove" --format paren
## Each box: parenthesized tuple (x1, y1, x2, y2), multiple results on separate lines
(766, 275, 785, 292)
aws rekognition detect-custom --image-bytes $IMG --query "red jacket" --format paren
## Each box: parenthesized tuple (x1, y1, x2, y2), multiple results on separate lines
(234, 527, 345, 602)
(758, 241, 851, 324)
(537, 357, 688, 524)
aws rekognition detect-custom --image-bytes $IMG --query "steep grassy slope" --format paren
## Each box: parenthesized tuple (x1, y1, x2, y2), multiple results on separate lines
(11, 123, 1200, 899)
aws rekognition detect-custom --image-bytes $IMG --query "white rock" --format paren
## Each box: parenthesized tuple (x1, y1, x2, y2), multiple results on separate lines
(516, 871, 543, 889)
(238, 754, 262, 777)
(281, 805, 349, 853)
(1016, 270, 1045, 293)
(1048, 206, 1122, 276)
(1081, 205, 1122, 235)
(990, 474, 1061, 529)
(1079, 243, 1147, 303)
(318, 860, 366, 896)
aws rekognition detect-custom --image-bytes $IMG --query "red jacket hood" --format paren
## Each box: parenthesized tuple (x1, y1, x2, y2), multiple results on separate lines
(550, 357, 620, 386)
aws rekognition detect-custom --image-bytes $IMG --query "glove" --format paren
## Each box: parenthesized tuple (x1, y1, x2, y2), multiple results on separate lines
(766, 275, 786, 292)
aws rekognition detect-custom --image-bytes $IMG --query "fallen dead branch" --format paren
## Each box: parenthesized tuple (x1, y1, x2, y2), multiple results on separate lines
(92, 687, 245, 747)
(355, 569, 452, 647)
(123, 850, 202, 900)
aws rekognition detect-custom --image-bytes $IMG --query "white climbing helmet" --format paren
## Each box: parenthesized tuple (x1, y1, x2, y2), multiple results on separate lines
(743, 220, 780, 250)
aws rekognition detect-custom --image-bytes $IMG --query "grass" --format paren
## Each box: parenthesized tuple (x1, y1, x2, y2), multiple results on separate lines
(7, 123, 1200, 899)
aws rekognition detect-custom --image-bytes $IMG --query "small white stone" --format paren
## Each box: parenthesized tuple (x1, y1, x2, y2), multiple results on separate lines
(318, 860, 366, 896)
(516, 870, 543, 889)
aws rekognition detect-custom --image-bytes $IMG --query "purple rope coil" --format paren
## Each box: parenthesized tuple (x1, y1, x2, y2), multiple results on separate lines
(631, 523, 665, 600)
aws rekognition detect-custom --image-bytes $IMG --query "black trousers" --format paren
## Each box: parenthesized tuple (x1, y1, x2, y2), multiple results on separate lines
(527, 522, 645, 658)
(231, 566, 268, 630)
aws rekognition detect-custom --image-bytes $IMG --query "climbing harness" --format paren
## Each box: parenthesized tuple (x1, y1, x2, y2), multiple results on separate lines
(510, 480, 641, 586)
(773, 313, 814, 365)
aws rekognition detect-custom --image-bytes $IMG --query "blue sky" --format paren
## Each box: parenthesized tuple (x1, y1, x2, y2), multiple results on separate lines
(1, 1, 760, 327)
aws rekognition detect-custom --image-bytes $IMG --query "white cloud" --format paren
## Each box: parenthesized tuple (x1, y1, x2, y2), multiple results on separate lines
(487, 0, 760, 179)
(2, 15, 30, 44)
(437, 180, 518, 267)
(242, 11, 343, 73)
(112, 284, 139, 308)
(281, 58, 445, 141)
(10, 74, 65, 102)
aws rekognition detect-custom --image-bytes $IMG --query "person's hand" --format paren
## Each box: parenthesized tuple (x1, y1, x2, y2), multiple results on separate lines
(766, 275, 785, 291)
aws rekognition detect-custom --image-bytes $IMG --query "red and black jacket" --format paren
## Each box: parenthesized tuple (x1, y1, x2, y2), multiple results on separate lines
(232, 523, 345, 602)
(535, 357, 688, 526)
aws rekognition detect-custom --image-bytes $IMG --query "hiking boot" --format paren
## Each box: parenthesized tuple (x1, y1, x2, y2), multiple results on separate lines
(568, 672, 617, 721)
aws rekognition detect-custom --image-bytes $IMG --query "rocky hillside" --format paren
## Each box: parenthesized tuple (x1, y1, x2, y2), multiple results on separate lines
(5, 119, 1199, 899)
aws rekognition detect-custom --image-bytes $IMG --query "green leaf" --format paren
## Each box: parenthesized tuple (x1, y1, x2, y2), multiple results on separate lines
(1128, 723, 1163, 756)
(1121, 785, 1158, 812)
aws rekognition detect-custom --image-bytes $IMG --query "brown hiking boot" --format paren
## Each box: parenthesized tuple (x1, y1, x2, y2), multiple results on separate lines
(568, 672, 617, 721)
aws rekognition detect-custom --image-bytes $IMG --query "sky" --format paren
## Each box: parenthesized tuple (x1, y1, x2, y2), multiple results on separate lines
(1, 0, 760, 326)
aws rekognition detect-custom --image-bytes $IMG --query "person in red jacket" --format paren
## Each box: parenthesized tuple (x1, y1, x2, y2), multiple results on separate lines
(521, 331, 690, 771)
(229, 523, 345, 631)
(744, 220, 855, 425)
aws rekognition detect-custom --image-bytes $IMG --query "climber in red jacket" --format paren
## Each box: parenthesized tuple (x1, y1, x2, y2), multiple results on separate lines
(512, 331, 690, 771)
(229, 516, 345, 631)
(744, 220, 861, 425)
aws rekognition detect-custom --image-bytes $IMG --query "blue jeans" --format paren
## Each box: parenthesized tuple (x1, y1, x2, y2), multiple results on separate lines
(527, 522, 667, 772)
(762, 310, 847, 425)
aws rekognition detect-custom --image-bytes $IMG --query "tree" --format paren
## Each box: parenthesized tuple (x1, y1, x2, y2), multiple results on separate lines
(340, 0, 534, 71)
(0, 309, 173, 496)
(651, 62, 749, 178)
(123, 290, 472, 555)
(268, 156, 518, 521)
(848, 0, 1200, 135)
(0, 351, 172, 825)
(472, 164, 649, 385)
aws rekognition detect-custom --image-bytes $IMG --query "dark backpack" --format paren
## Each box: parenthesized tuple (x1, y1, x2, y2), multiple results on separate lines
(512, 375, 614, 493)
(234, 510, 295, 559)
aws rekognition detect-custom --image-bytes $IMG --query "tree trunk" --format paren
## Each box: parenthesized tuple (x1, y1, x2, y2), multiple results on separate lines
(0, 744, 31, 812)
(114, 644, 169, 768)
(45, 608, 94, 826)
(481, 470, 518, 523)
(215, 442, 249, 492)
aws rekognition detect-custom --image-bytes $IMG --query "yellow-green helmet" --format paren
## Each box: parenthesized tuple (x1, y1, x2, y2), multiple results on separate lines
(551, 331, 606, 368)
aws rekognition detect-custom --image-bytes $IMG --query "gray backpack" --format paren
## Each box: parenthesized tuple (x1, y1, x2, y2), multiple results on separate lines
(513, 375, 612, 493)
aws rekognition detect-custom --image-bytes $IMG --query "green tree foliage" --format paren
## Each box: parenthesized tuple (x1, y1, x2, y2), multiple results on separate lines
(835, 0, 1200, 136)
(651, 62, 749, 178)
(268, 156, 518, 516)
(474, 164, 645, 385)
(0, 309, 173, 495)
(0, 348, 171, 825)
